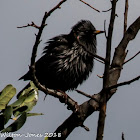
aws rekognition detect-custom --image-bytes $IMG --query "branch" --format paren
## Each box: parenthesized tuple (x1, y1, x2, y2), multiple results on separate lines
(109, 16, 140, 99)
(76, 89, 99, 102)
(104, 20, 107, 39)
(123, 50, 140, 65)
(79, 0, 100, 12)
(95, 57, 105, 64)
(50, 16, 140, 140)
(27, 0, 79, 112)
(93, 53, 106, 63)
(76, 38, 106, 63)
(124, 0, 129, 34)
(17, 21, 40, 29)
(102, 8, 112, 12)
(111, 16, 140, 68)
(49, 92, 101, 140)
(28, 1, 83, 113)
(30, 0, 67, 67)
(96, 1, 117, 140)
(102, 0, 119, 12)
(108, 75, 140, 90)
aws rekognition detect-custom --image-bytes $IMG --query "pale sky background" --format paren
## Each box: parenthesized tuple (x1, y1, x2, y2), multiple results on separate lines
(0, 0, 140, 140)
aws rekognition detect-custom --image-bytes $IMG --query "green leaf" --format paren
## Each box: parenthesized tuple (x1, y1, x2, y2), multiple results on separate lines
(13, 106, 28, 118)
(0, 85, 16, 110)
(10, 96, 26, 107)
(12, 82, 38, 117)
(18, 81, 38, 98)
(1, 112, 27, 132)
(3, 106, 13, 124)
(27, 113, 43, 117)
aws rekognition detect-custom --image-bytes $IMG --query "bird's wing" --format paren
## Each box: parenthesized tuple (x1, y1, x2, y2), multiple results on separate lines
(19, 34, 70, 81)
(43, 34, 69, 55)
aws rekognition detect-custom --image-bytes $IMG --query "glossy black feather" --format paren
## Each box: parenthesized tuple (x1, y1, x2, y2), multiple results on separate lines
(20, 20, 98, 91)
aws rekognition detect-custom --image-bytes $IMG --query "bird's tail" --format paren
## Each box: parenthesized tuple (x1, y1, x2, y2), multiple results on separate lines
(18, 71, 31, 81)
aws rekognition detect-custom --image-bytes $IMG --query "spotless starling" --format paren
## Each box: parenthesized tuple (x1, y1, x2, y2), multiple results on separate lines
(20, 20, 104, 92)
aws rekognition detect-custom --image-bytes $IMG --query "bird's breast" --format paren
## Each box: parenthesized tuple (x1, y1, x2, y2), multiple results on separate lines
(56, 46, 94, 84)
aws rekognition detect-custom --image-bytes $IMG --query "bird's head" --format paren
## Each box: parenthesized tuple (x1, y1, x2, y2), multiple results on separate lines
(70, 20, 104, 52)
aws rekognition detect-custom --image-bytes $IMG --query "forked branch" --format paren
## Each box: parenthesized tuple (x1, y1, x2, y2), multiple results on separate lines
(108, 75, 140, 90)
(123, 50, 140, 65)
(27, 0, 79, 112)
(51, 8, 140, 140)
(17, 21, 40, 29)
(96, 0, 117, 140)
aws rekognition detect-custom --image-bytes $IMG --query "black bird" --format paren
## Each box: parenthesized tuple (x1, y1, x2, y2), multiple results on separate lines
(20, 20, 104, 92)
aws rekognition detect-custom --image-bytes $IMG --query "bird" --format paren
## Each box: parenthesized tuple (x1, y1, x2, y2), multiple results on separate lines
(19, 20, 104, 92)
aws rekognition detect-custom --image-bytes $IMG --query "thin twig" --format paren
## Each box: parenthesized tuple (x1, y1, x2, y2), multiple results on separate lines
(79, 0, 100, 12)
(104, 20, 107, 39)
(93, 54, 106, 63)
(81, 124, 90, 131)
(77, 38, 106, 63)
(76, 90, 99, 103)
(17, 22, 40, 29)
(123, 50, 140, 65)
(108, 75, 140, 90)
(102, 0, 119, 12)
(95, 57, 105, 64)
(124, 0, 129, 34)
(102, 8, 112, 12)
(30, 0, 67, 67)
(97, 75, 104, 78)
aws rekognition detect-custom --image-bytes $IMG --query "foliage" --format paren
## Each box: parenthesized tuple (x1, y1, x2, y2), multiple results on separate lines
(0, 82, 42, 134)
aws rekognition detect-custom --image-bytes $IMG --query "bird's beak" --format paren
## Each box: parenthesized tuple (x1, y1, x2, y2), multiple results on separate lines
(94, 30, 105, 35)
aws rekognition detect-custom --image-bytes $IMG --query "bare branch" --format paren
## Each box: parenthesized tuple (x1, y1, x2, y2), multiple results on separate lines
(108, 75, 140, 90)
(123, 50, 140, 65)
(96, 0, 117, 140)
(17, 22, 40, 29)
(79, 0, 100, 12)
(49, 92, 101, 140)
(93, 54, 106, 63)
(97, 75, 104, 78)
(81, 124, 90, 131)
(102, 8, 112, 12)
(104, 20, 107, 39)
(111, 16, 140, 68)
(102, 0, 119, 12)
(49, 16, 140, 140)
(30, 0, 67, 67)
(76, 89, 99, 102)
(77, 38, 106, 63)
(27, 0, 79, 112)
(95, 57, 105, 64)
(124, 0, 129, 34)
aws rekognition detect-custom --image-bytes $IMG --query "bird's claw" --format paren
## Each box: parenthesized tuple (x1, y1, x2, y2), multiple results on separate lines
(57, 90, 68, 104)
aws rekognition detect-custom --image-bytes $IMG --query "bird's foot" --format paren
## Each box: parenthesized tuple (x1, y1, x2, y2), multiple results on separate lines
(67, 101, 79, 113)
(57, 90, 68, 104)
(57, 90, 79, 112)
(74, 102, 79, 113)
